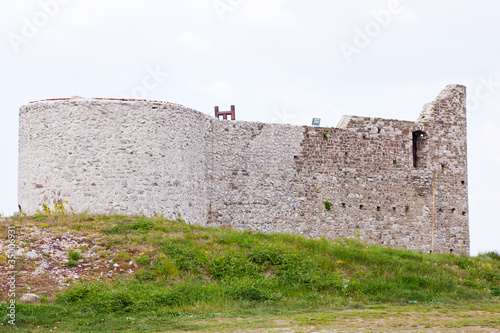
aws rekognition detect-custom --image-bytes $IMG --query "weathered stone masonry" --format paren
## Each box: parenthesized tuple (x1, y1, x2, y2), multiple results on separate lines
(18, 85, 469, 254)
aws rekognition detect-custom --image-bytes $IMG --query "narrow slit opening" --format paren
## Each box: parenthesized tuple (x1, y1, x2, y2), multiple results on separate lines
(412, 130, 426, 167)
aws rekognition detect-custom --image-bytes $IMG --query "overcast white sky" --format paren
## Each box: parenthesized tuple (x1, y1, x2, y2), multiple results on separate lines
(1, 0, 499, 255)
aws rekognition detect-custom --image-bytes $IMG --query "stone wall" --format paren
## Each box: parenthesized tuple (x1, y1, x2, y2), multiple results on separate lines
(18, 84, 469, 254)
(18, 100, 212, 224)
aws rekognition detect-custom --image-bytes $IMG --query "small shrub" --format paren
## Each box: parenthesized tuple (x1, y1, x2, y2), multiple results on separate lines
(103, 218, 156, 235)
(217, 230, 256, 248)
(248, 246, 287, 267)
(135, 270, 155, 281)
(162, 241, 207, 273)
(67, 259, 78, 267)
(57, 283, 93, 303)
(152, 256, 178, 278)
(229, 280, 279, 301)
(68, 251, 83, 261)
(151, 284, 215, 307)
(117, 251, 132, 262)
(135, 255, 151, 266)
(207, 255, 257, 281)
(130, 219, 155, 231)
(77, 215, 96, 222)
(93, 292, 134, 313)
(325, 201, 332, 211)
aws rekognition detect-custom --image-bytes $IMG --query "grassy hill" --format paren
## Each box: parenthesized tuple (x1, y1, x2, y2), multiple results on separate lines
(1, 213, 499, 332)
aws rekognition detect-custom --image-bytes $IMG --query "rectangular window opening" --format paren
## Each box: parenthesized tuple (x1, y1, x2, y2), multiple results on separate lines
(412, 131, 426, 168)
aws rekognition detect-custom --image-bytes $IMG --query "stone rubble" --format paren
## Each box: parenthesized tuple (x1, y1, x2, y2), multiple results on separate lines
(0, 225, 137, 298)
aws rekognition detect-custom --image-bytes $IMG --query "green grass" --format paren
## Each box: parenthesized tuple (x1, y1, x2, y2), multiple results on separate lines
(1, 213, 499, 331)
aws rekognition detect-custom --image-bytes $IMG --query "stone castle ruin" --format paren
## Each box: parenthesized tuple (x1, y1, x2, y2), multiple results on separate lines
(18, 85, 469, 254)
